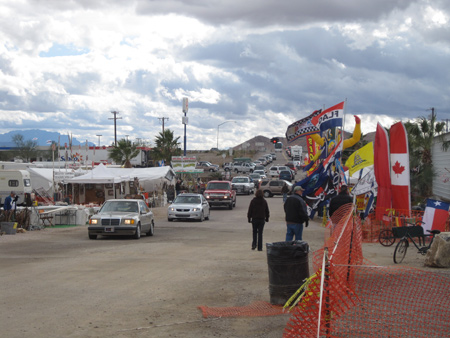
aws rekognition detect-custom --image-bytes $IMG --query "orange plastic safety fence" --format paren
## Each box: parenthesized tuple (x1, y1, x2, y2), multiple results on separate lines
(284, 204, 450, 338)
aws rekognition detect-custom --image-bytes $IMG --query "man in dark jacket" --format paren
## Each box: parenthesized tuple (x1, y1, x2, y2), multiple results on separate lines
(328, 185, 353, 217)
(283, 186, 309, 241)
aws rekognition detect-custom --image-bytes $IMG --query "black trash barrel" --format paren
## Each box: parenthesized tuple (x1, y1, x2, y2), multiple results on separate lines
(266, 240, 309, 305)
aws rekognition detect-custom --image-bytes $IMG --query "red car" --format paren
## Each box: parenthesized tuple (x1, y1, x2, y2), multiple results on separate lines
(285, 162, 298, 174)
(203, 180, 237, 209)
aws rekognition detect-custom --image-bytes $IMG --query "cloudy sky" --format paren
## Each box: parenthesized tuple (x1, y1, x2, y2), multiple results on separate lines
(1, 0, 449, 149)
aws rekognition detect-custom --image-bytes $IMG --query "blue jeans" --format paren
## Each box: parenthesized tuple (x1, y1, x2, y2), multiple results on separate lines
(283, 193, 288, 203)
(286, 223, 303, 241)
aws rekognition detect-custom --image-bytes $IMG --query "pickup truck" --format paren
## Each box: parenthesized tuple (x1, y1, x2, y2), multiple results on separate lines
(231, 176, 255, 195)
(203, 180, 237, 209)
(231, 162, 254, 173)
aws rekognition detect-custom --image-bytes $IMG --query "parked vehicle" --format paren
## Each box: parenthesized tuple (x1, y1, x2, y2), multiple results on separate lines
(0, 170, 32, 206)
(253, 170, 267, 179)
(232, 162, 254, 173)
(88, 199, 155, 239)
(203, 180, 236, 209)
(268, 166, 289, 177)
(248, 173, 262, 188)
(167, 193, 210, 222)
(231, 176, 255, 195)
(259, 179, 293, 198)
(285, 162, 298, 174)
(253, 165, 266, 173)
(196, 161, 219, 172)
(279, 170, 294, 182)
(257, 157, 268, 166)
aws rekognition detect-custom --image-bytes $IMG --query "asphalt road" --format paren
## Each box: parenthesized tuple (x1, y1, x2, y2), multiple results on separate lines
(1, 192, 322, 338)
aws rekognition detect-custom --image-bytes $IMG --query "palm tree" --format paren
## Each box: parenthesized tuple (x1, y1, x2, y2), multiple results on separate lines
(405, 115, 449, 201)
(151, 129, 181, 165)
(108, 138, 140, 168)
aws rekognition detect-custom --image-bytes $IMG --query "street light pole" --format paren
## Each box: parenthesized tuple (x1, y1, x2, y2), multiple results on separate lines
(217, 121, 237, 150)
(95, 134, 102, 168)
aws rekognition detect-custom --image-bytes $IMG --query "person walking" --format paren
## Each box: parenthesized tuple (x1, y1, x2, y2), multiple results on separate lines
(284, 186, 309, 241)
(328, 185, 353, 217)
(3, 191, 16, 221)
(247, 189, 270, 251)
(281, 182, 289, 203)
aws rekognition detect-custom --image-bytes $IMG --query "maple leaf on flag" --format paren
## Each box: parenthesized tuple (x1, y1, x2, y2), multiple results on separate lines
(392, 161, 405, 177)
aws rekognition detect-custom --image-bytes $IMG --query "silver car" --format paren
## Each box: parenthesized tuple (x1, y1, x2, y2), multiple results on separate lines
(167, 193, 210, 222)
(88, 199, 155, 240)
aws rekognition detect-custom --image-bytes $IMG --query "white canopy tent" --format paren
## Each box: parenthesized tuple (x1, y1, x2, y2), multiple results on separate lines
(67, 164, 176, 191)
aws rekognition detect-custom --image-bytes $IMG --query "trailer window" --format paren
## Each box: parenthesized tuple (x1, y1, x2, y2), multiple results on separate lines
(9, 180, 19, 187)
(24, 179, 31, 187)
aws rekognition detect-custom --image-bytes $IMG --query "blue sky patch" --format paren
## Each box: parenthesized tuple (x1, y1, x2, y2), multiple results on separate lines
(39, 43, 89, 57)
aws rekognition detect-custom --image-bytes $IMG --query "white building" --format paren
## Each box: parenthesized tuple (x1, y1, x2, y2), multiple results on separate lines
(432, 132, 450, 201)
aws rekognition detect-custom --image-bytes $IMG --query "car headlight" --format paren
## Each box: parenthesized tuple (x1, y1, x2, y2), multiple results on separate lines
(90, 219, 98, 225)
(169, 207, 175, 211)
(192, 208, 199, 211)
(124, 219, 135, 225)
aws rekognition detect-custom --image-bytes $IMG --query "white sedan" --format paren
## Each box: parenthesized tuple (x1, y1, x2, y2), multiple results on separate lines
(168, 193, 210, 222)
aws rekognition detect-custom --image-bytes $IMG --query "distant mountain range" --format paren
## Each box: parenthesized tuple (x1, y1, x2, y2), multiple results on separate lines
(0, 129, 94, 147)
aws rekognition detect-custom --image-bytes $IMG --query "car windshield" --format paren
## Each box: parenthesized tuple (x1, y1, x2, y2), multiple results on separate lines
(254, 170, 265, 175)
(207, 182, 231, 190)
(174, 195, 201, 204)
(232, 178, 248, 183)
(249, 174, 260, 179)
(101, 201, 139, 213)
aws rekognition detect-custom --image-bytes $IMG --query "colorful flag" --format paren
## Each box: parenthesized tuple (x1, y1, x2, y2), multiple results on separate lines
(322, 138, 343, 171)
(389, 122, 411, 215)
(374, 123, 392, 221)
(351, 168, 377, 196)
(345, 142, 374, 176)
(285, 110, 321, 142)
(422, 199, 450, 232)
(311, 101, 344, 132)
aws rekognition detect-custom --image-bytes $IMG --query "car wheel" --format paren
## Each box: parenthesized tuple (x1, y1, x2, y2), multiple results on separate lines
(168, 218, 173, 222)
(205, 211, 210, 220)
(229, 202, 233, 210)
(133, 224, 141, 239)
(263, 190, 271, 198)
(209, 169, 214, 172)
(225, 168, 229, 172)
(88, 234, 97, 240)
(235, 169, 239, 173)
(198, 212, 205, 222)
(146, 221, 154, 236)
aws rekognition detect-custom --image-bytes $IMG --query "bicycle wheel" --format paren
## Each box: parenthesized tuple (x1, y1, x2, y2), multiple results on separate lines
(394, 239, 408, 264)
(379, 229, 395, 247)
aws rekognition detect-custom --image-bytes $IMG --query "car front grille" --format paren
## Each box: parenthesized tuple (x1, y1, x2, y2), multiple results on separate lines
(101, 218, 121, 226)
(176, 208, 190, 212)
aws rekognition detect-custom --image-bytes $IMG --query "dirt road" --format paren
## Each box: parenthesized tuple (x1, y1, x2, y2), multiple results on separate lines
(0, 194, 446, 338)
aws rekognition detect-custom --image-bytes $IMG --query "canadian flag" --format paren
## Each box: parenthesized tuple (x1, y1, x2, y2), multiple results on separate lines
(389, 122, 411, 215)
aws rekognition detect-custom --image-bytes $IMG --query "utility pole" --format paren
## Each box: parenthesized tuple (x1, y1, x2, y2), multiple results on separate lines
(109, 111, 122, 146)
(158, 117, 169, 134)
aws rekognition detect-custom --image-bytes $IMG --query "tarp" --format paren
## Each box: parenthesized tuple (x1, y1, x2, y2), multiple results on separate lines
(27, 167, 88, 193)
(66, 164, 176, 187)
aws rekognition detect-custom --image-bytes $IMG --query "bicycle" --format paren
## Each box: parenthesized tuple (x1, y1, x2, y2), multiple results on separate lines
(378, 216, 424, 247)
(393, 227, 441, 264)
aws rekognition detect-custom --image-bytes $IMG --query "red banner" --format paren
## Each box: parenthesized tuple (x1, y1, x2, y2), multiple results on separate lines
(374, 123, 392, 220)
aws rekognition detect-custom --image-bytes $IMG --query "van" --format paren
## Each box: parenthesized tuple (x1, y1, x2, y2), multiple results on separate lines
(0, 170, 33, 206)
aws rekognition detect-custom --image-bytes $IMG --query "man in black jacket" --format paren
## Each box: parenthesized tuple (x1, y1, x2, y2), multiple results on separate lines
(283, 186, 309, 241)
(328, 185, 353, 217)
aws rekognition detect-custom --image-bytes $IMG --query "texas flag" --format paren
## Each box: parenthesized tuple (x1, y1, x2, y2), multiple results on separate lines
(422, 199, 450, 233)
